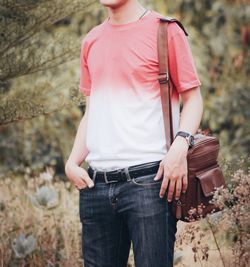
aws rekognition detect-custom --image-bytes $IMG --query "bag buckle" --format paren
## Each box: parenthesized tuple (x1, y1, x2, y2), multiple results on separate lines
(158, 72, 169, 84)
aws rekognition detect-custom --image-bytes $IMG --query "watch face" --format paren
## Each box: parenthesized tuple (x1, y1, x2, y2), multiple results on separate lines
(190, 135, 195, 146)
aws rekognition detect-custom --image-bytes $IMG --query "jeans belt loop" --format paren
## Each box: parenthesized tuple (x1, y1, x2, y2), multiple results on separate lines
(124, 167, 132, 181)
(103, 171, 109, 183)
(92, 170, 97, 183)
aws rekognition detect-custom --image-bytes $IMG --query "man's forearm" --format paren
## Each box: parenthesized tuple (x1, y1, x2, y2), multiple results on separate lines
(172, 86, 203, 147)
(65, 111, 89, 168)
(179, 87, 203, 133)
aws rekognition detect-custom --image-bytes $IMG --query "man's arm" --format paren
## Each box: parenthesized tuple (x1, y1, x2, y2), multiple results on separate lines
(65, 96, 94, 189)
(67, 97, 90, 166)
(176, 86, 203, 141)
(154, 86, 204, 201)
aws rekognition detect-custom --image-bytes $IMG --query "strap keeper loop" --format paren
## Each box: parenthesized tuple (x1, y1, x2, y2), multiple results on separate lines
(158, 72, 169, 84)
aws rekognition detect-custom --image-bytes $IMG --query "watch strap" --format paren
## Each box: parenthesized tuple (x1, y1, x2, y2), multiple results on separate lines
(175, 131, 194, 148)
(175, 130, 192, 138)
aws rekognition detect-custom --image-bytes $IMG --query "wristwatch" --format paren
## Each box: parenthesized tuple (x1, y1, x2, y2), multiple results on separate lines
(174, 131, 195, 148)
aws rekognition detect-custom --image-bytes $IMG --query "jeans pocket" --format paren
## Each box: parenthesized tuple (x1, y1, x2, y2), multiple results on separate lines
(131, 173, 162, 186)
(79, 187, 95, 222)
(79, 186, 89, 192)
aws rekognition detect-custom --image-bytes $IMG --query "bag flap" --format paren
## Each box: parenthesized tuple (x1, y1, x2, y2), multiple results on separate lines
(196, 167, 226, 197)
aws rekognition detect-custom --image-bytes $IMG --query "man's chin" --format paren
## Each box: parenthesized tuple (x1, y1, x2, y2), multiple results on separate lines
(99, 0, 127, 9)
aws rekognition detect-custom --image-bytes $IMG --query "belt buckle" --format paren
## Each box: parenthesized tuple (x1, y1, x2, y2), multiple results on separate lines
(103, 168, 130, 184)
(104, 171, 119, 184)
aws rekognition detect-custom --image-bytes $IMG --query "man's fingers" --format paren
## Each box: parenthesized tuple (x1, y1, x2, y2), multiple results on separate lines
(154, 161, 164, 181)
(159, 172, 170, 198)
(167, 180, 176, 202)
(182, 174, 188, 193)
(75, 179, 87, 190)
(174, 179, 182, 200)
(86, 177, 95, 188)
(81, 174, 94, 188)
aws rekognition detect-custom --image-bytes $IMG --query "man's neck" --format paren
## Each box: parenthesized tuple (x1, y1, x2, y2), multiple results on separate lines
(105, 0, 146, 25)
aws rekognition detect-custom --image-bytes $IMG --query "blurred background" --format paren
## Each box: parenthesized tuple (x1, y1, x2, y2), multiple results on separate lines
(0, 0, 249, 266)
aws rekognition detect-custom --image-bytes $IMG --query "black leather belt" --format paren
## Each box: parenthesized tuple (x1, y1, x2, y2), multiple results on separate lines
(87, 160, 161, 184)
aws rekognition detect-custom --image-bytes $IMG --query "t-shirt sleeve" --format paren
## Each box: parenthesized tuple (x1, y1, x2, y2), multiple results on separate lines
(79, 37, 91, 96)
(167, 22, 202, 93)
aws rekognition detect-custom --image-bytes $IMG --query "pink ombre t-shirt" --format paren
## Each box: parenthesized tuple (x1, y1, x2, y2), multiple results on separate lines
(79, 10, 201, 171)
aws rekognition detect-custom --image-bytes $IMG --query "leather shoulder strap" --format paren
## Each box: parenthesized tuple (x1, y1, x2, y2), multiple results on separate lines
(159, 16, 189, 36)
(157, 16, 188, 150)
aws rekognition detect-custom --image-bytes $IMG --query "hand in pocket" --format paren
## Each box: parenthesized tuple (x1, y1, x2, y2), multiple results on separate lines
(65, 162, 94, 190)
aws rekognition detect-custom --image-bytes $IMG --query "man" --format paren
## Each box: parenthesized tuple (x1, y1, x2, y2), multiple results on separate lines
(65, 0, 203, 266)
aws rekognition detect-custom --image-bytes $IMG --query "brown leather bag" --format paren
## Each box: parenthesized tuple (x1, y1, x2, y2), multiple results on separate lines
(157, 17, 227, 222)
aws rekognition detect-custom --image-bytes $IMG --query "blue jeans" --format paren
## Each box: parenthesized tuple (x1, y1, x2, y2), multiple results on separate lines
(79, 163, 178, 267)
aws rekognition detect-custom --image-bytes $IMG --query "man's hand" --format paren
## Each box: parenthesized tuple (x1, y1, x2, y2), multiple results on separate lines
(154, 136, 189, 201)
(65, 161, 94, 190)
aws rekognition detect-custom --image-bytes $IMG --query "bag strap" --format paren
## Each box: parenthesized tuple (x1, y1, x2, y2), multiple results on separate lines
(157, 17, 188, 151)
(159, 17, 189, 36)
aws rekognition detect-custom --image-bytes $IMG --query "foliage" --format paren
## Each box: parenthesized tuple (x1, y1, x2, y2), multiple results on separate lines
(174, 156, 250, 267)
(1, 158, 249, 266)
(0, 0, 98, 125)
(209, 159, 250, 267)
(0, 0, 97, 81)
(12, 233, 36, 259)
(167, 0, 250, 163)
(0, 169, 82, 266)
(0, 1, 107, 175)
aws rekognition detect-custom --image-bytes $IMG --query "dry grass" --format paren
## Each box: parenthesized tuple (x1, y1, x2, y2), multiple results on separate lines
(0, 171, 82, 267)
(0, 161, 249, 267)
